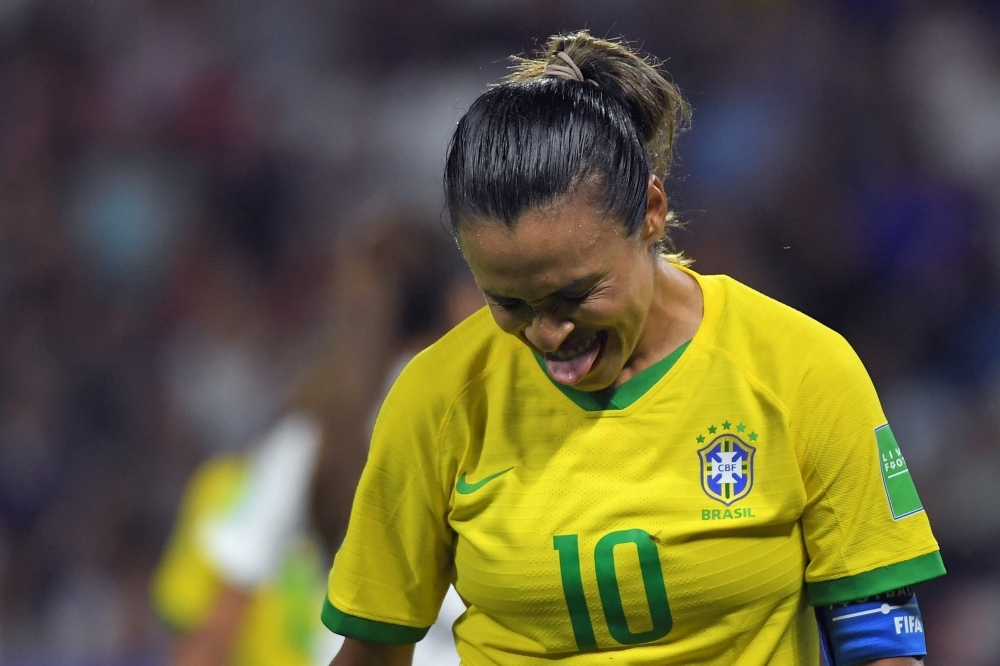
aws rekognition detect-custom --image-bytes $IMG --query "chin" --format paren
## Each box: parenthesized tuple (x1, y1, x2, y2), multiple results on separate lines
(577, 361, 618, 392)
(573, 336, 617, 391)
(581, 378, 615, 393)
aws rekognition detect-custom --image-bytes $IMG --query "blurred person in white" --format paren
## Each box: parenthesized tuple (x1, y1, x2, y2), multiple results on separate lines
(151, 212, 482, 666)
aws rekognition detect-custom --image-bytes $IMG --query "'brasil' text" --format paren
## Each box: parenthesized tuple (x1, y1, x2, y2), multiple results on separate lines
(702, 507, 755, 520)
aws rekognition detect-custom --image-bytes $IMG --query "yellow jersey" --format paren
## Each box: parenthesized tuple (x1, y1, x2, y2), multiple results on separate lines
(152, 455, 329, 666)
(323, 268, 945, 665)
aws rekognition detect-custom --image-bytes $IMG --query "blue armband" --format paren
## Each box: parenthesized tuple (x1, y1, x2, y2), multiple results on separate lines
(816, 586, 926, 665)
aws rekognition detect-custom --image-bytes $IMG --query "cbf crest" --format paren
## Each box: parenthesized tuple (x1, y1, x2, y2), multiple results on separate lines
(698, 432, 756, 506)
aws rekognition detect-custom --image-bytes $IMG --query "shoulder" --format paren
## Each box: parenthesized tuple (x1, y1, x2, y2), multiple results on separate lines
(378, 306, 520, 423)
(694, 272, 867, 408)
(702, 273, 847, 350)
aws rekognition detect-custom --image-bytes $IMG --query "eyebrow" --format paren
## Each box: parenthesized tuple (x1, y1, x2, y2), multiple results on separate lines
(483, 274, 600, 303)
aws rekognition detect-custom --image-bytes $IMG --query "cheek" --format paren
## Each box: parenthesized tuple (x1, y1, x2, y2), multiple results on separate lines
(577, 300, 622, 327)
(595, 273, 652, 336)
(580, 283, 644, 328)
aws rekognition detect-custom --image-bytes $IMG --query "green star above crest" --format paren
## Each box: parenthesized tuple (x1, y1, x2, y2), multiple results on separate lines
(737, 423, 746, 432)
(696, 434, 705, 443)
(708, 425, 717, 434)
(722, 420, 731, 430)
(749, 432, 758, 441)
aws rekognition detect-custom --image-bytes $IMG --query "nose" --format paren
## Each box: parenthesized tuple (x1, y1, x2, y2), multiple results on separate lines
(524, 313, 573, 353)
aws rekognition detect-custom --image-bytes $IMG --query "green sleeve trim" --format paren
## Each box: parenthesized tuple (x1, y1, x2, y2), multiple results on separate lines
(807, 551, 946, 606)
(321, 596, 430, 644)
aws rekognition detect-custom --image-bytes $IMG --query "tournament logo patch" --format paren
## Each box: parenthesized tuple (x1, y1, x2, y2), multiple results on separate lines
(698, 433, 756, 506)
(875, 424, 924, 520)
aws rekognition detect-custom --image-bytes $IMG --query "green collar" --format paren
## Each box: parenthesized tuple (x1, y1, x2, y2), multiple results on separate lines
(532, 340, 691, 411)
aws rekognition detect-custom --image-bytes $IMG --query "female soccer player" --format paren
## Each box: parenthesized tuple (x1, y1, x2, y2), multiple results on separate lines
(324, 32, 945, 666)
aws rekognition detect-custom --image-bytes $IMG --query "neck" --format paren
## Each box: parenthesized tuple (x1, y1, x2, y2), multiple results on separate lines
(613, 260, 702, 388)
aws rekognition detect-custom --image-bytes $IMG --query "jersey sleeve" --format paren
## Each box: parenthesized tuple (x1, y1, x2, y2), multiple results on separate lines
(791, 332, 945, 606)
(323, 354, 456, 643)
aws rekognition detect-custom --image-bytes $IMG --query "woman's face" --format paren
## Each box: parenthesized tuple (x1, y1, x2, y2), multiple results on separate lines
(459, 180, 666, 392)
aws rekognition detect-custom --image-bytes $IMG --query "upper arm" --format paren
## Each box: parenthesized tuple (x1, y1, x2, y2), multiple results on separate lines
(331, 639, 414, 666)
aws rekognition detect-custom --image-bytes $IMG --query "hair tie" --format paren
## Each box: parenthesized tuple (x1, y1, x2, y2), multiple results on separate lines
(543, 51, 595, 85)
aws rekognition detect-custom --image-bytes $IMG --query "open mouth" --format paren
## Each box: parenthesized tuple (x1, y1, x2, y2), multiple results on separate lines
(543, 331, 607, 386)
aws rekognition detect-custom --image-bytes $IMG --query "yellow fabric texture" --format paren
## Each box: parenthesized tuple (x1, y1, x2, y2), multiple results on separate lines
(326, 269, 942, 665)
(151, 457, 325, 666)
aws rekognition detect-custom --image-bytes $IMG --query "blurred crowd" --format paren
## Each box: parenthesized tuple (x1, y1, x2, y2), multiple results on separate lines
(1, 0, 999, 664)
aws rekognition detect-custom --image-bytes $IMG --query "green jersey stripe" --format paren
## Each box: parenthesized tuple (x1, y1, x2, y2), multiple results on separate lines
(533, 340, 691, 411)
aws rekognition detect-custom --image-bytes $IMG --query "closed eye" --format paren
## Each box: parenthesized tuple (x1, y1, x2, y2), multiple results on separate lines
(562, 292, 591, 306)
(560, 284, 603, 306)
(485, 280, 603, 312)
(489, 296, 523, 311)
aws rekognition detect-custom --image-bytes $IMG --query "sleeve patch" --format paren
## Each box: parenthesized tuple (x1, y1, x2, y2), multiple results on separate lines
(321, 596, 430, 644)
(875, 424, 924, 520)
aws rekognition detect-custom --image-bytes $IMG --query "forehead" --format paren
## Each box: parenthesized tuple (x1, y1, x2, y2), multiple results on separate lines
(459, 197, 629, 298)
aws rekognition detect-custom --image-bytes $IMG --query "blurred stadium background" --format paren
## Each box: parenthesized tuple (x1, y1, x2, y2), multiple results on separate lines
(1, 0, 999, 664)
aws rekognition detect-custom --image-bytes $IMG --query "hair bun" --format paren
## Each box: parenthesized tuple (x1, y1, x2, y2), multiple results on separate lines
(506, 30, 690, 181)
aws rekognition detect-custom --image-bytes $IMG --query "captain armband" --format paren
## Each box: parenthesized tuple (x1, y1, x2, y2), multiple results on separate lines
(816, 586, 926, 665)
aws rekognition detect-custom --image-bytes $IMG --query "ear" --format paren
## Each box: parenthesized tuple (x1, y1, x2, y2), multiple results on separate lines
(641, 174, 668, 247)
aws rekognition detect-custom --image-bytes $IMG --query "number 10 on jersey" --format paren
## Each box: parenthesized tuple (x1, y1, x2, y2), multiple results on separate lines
(553, 529, 673, 650)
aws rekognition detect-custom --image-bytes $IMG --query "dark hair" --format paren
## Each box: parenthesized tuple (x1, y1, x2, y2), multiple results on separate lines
(444, 31, 691, 260)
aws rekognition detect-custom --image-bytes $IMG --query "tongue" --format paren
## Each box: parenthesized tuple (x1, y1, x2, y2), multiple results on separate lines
(545, 345, 600, 386)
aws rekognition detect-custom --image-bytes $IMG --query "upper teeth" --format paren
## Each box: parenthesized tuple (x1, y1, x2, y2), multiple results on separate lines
(552, 335, 596, 360)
